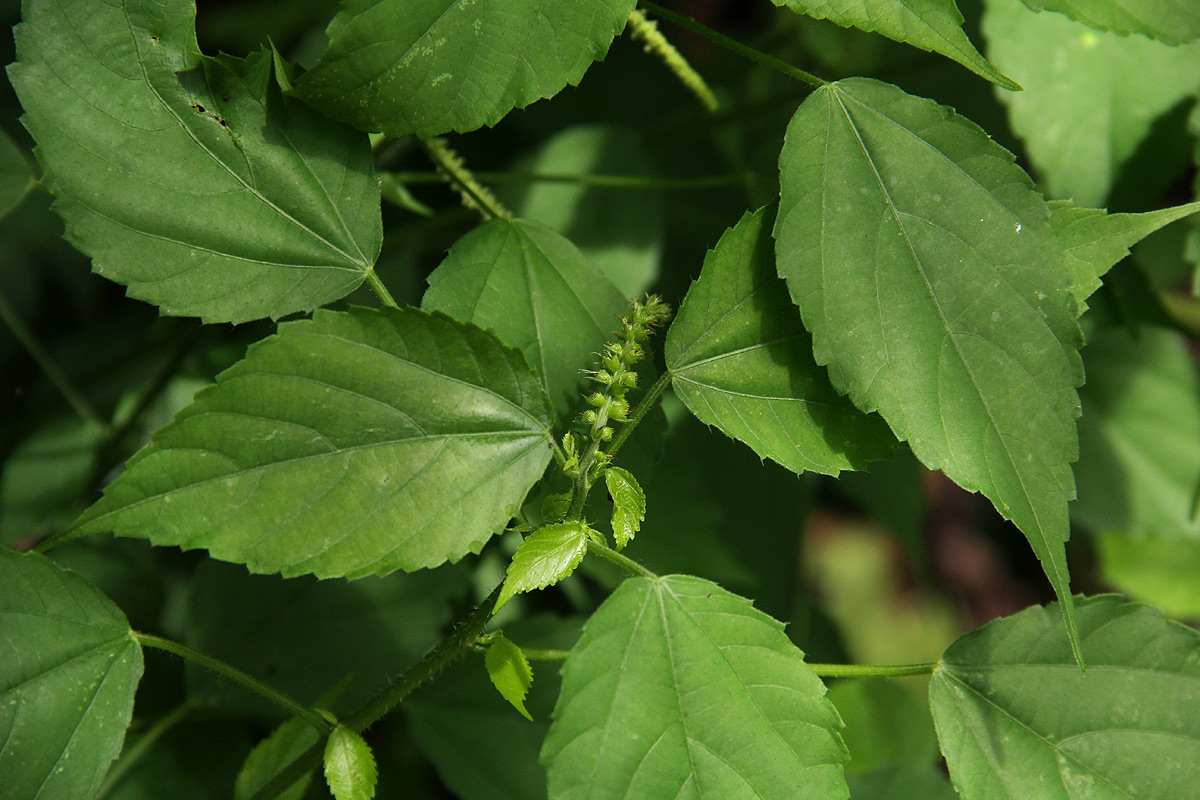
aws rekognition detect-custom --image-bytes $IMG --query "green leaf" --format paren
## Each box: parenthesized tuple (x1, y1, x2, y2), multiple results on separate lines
(0, 127, 32, 222)
(185, 559, 464, 718)
(495, 522, 592, 612)
(603, 466, 644, 549)
(1095, 535, 1200, 619)
(542, 575, 848, 800)
(775, 78, 1084, 659)
(929, 595, 1200, 800)
(294, 0, 637, 138)
(74, 307, 553, 579)
(323, 726, 377, 800)
(8, 0, 381, 324)
(0, 418, 99, 546)
(1019, 0, 1200, 44)
(771, 0, 1017, 89)
(827, 679, 938, 774)
(667, 205, 895, 476)
(235, 717, 320, 800)
(500, 125, 664, 297)
(983, 0, 1200, 208)
(484, 633, 535, 721)
(1049, 201, 1200, 296)
(423, 218, 627, 420)
(0, 549, 144, 800)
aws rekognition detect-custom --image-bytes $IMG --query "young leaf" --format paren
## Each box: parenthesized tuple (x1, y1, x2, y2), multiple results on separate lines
(775, 77, 1084, 658)
(1049, 200, 1200, 292)
(604, 466, 645, 549)
(73, 308, 554, 579)
(1019, 0, 1200, 45)
(484, 633, 535, 721)
(235, 716, 321, 800)
(542, 575, 848, 800)
(666, 205, 896, 476)
(495, 522, 592, 612)
(984, 0, 1200, 207)
(0, 549, 144, 800)
(323, 726, 378, 800)
(294, 0, 637, 138)
(771, 0, 1018, 89)
(929, 595, 1200, 800)
(423, 218, 627, 421)
(8, 0, 382, 324)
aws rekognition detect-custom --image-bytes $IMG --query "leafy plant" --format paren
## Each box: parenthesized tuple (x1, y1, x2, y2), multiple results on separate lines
(3, 0, 1200, 798)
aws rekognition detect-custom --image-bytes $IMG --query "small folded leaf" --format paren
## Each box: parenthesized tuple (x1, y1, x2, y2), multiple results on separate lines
(0, 549, 144, 800)
(930, 595, 1200, 800)
(495, 522, 592, 612)
(604, 466, 645, 549)
(323, 726, 378, 800)
(423, 218, 627, 421)
(984, 0, 1200, 208)
(772, 0, 1017, 89)
(74, 307, 553, 579)
(542, 575, 848, 800)
(235, 717, 320, 800)
(1020, 0, 1200, 44)
(776, 77, 1084, 662)
(9, 0, 382, 323)
(666, 205, 895, 476)
(295, 0, 637, 138)
(484, 633, 535, 721)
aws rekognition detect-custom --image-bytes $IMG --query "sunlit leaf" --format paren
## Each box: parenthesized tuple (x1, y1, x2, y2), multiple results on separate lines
(984, 0, 1200, 207)
(775, 77, 1083, 658)
(0, 549, 143, 800)
(772, 0, 1017, 89)
(423, 218, 627, 420)
(294, 0, 637, 137)
(74, 307, 553, 579)
(1020, 0, 1200, 44)
(604, 466, 644, 549)
(496, 522, 592, 612)
(323, 726, 377, 800)
(8, 0, 381, 323)
(484, 633, 535, 721)
(667, 205, 895, 476)
(542, 575, 848, 800)
(930, 595, 1200, 800)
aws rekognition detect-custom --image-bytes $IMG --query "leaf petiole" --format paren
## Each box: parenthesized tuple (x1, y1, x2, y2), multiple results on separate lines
(806, 662, 937, 678)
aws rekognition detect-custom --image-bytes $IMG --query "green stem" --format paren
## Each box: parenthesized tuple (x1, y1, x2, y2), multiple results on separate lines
(806, 662, 937, 678)
(134, 633, 332, 733)
(565, 438, 602, 522)
(521, 647, 571, 661)
(384, 170, 748, 190)
(640, 1, 826, 89)
(587, 539, 658, 579)
(95, 700, 197, 799)
(364, 267, 399, 309)
(248, 584, 504, 800)
(0, 287, 112, 436)
(627, 9, 719, 112)
(607, 370, 672, 458)
(419, 137, 512, 221)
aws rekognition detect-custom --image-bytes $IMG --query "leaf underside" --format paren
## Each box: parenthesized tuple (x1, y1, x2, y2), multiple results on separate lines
(8, 0, 381, 323)
(666, 204, 896, 476)
(485, 633, 535, 720)
(73, 307, 553, 579)
(931, 595, 1200, 800)
(542, 575, 849, 800)
(774, 77, 1084, 656)
(295, 0, 638, 137)
(0, 549, 144, 800)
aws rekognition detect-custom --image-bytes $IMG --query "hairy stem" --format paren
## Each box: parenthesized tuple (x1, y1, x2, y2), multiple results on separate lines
(640, 1, 826, 88)
(807, 662, 937, 678)
(627, 9, 718, 112)
(419, 137, 513, 220)
(95, 700, 197, 800)
(587, 539, 658, 579)
(248, 584, 505, 800)
(364, 267, 399, 309)
(134, 633, 332, 733)
(385, 170, 749, 190)
(0, 287, 111, 436)
(607, 370, 672, 458)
